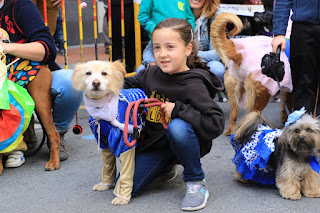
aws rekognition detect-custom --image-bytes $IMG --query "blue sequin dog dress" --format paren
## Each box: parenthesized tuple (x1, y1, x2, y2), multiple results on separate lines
(89, 88, 147, 157)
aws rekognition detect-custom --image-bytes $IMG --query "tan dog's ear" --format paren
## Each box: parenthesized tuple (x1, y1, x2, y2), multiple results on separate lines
(278, 127, 289, 150)
(112, 60, 126, 77)
(72, 63, 86, 90)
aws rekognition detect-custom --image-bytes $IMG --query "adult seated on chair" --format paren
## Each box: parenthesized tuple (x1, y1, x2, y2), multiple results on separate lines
(0, 0, 83, 170)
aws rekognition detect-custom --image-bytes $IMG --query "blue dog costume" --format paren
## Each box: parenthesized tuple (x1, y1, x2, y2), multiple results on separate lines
(88, 88, 147, 157)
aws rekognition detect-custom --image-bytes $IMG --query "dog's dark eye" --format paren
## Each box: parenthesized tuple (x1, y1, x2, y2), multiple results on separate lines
(295, 129, 300, 133)
(86, 71, 92, 76)
(101, 72, 107, 76)
(307, 128, 313, 133)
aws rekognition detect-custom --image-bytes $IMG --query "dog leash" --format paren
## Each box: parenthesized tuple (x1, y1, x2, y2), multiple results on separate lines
(123, 98, 168, 147)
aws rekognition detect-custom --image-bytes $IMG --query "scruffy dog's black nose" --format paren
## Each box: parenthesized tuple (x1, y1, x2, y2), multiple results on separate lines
(92, 80, 101, 88)
(299, 136, 305, 142)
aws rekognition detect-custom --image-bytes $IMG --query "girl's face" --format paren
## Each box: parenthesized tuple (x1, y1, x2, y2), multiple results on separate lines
(189, 0, 205, 10)
(152, 28, 192, 75)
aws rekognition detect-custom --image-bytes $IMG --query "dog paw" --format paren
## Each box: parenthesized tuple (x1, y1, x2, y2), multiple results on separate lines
(234, 172, 254, 184)
(111, 197, 130, 205)
(303, 189, 320, 198)
(224, 128, 233, 136)
(280, 191, 301, 200)
(45, 160, 60, 171)
(93, 183, 113, 191)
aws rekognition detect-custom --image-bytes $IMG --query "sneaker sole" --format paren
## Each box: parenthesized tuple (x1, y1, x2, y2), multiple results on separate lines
(181, 191, 209, 211)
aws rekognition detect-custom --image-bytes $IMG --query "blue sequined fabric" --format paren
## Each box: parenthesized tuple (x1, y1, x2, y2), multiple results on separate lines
(89, 88, 147, 157)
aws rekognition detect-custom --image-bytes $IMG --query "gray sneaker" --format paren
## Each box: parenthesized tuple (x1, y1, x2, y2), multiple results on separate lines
(181, 180, 209, 211)
(47, 132, 69, 161)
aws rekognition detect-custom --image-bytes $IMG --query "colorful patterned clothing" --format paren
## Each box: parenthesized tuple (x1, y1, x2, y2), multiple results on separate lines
(6, 55, 41, 87)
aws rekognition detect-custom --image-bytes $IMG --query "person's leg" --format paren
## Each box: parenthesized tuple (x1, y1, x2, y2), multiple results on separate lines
(51, 69, 83, 133)
(290, 23, 320, 115)
(26, 65, 60, 170)
(166, 118, 208, 211)
(135, 64, 146, 75)
(142, 41, 155, 65)
(132, 148, 176, 196)
(206, 61, 227, 102)
(50, 69, 83, 160)
(167, 119, 204, 182)
(206, 60, 225, 82)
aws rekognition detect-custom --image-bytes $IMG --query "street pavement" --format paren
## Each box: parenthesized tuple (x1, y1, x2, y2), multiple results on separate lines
(1, 46, 320, 213)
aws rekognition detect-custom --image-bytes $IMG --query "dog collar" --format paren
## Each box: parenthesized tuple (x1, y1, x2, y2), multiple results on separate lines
(284, 107, 306, 127)
(310, 156, 320, 173)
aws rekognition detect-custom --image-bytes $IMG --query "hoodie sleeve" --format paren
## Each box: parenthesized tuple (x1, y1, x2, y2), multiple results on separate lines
(14, 0, 56, 65)
(171, 80, 225, 143)
(123, 69, 145, 89)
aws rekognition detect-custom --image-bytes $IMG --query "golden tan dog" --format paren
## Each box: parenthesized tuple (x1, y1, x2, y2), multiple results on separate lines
(232, 111, 320, 200)
(210, 13, 293, 136)
(72, 60, 136, 205)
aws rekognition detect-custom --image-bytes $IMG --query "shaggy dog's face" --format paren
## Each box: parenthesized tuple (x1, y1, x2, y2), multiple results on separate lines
(71, 60, 126, 99)
(280, 114, 320, 156)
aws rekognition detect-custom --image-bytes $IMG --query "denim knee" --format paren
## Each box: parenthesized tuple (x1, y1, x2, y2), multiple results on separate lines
(167, 118, 205, 181)
(51, 69, 83, 132)
(167, 118, 193, 147)
(207, 61, 225, 81)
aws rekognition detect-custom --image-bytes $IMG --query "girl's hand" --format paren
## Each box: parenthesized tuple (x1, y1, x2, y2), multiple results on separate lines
(161, 101, 175, 119)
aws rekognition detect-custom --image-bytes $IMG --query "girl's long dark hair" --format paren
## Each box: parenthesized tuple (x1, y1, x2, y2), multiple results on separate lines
(152, 18, 208, 70)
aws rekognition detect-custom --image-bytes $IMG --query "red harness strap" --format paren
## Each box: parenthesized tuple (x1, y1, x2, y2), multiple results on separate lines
(123, 98, 168, 147)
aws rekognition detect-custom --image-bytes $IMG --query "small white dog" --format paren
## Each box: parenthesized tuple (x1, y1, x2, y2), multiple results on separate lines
(72, 60, 146, 205)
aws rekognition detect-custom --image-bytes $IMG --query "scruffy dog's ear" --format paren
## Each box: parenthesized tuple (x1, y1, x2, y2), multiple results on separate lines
(112, 60, 126, 77)
(315, 118, 320, 134)
(278, 127, 289, 150)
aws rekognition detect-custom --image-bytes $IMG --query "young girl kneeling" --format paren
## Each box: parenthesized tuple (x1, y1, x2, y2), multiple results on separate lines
(124, 18, 225, 211)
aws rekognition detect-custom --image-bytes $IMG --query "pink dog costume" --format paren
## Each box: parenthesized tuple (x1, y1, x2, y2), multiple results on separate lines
(229, 36, 292, 96)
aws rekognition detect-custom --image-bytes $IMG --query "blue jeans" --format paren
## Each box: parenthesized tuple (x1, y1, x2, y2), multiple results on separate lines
(51, 69, 83, 133)
(207, 60, 225, 82)
(132, 118, 205, 196)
